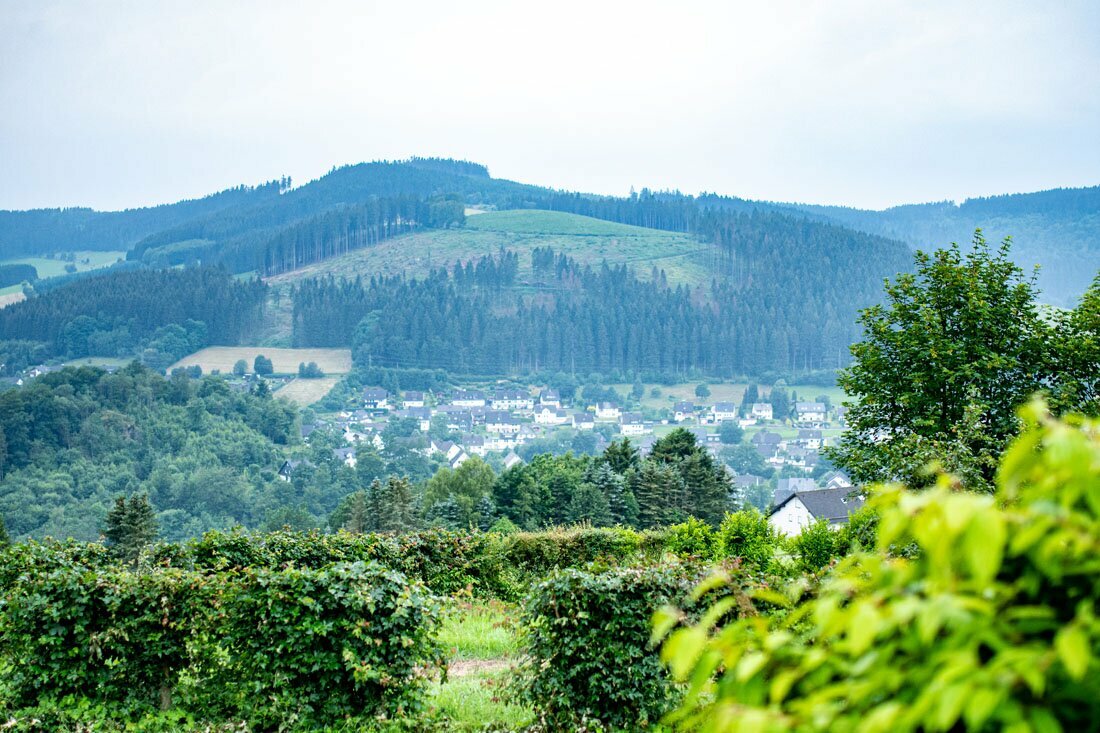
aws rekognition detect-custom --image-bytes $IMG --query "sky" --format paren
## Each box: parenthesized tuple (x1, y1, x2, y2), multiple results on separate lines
(2, 0, 1099, 212)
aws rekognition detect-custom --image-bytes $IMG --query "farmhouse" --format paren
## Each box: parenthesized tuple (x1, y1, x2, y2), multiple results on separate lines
(538, 388, 561, 408)
(768, 488, 864, 537)
(620, 412, 648, 436)
(795, 429, 823, 450)
(750, 402, 773, 420)
(362, 387, 390, 411)
(710, 402, 739, 423)
(535, 406, 572, 426)
(794, 402, 827, 426)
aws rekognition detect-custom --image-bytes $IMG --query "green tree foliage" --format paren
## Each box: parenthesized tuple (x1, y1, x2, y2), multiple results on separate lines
(232, 358, 248, 375)
(718, 421, 744, 445)
(369, 475, 419, 532)
(830, 234, 1051, 490)
(695, 383, 711, 398)
(424, 456, 496, 528)
(0, 515, 8, 546)
(512, 566, 694, 730)
(602, 438, 641, 474)
(297, 361, 324, 378)
(1053, 275, 1100, 415)
(659, 403, 1100, 732)
(715, 508, 779, 571)
(252, 354, 274, 375)
(103, 494, 158, 564)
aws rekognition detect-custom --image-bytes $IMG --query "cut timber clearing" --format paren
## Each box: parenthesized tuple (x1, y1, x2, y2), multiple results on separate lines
(275, 376, 342, 406)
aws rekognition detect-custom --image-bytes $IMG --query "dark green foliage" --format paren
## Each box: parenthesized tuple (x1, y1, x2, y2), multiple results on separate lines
(232, 358, 247, 375)
(203, 561, 444, 726)
(0, 266, 266, 361)
(718, 421, 743, 444)
(0, 264, 37, 288)
(715, 509, 779, 571)
(297, 361, 324, 378)
(512, 565, 694, 730)
(252, 354, 273, 375)
(0, 515, 7, 546)
(1053, 275, 1100, 415)
(103, 494, 158, 564)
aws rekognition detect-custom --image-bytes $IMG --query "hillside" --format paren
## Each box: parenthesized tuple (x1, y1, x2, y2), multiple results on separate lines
(787, 185, 1100, 306)
(265, 209, 712, 290)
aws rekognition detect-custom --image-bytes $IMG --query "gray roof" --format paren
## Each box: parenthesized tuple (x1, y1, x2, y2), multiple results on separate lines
(772, 488, 864, 524)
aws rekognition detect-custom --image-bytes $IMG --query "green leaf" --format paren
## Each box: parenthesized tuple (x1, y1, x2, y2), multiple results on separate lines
(963, 509, 1005, 584)
(1055, 625, 1090, 680)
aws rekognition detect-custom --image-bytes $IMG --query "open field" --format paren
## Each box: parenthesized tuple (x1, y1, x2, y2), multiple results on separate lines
(266, 210, 712, 289)
(274, 376, 342, 406)
(0, 250, 125, 280)
(62, 356, 134, 369)
(611, 381, 848, 411)
(0, 291, 25, 308)
(169, 346, 352, 375)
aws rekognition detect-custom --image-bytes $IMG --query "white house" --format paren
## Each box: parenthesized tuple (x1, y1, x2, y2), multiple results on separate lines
(795, 402, 827, 426)
(710, 402, 739, 423)
(620, 412, 648, 436)
(452, 390, 487, 408)
(503, 451, 524, 470)
(430, 440, 469, 468)
(535, 407, 572, 426)
(362, 388, 390, 411)
(573, 412, 595, 430)
(484, 434, 517, 452)
(491, 389, 533, 411)
(673, 401, 695, 422)
(332, 447, 357, 468)
(485, 411, 522, 435)
(768, 488, 864, 537)
(402, 391, 425, 408)
(538, 388, 561, 408)
(796, 429, 823, 450)
(595, 402, 622, 421)
(751, 402, 773, 421)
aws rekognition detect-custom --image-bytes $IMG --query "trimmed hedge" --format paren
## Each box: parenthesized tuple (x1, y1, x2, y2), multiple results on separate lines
(511, 564, 698, 731)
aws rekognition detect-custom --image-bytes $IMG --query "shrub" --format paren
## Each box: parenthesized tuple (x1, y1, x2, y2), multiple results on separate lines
(0, 564, 210, 713)
(714, 509, 779, 571)
(658, 403, 1100, 732)
(512, 565, 694, 730)
(664, 517, 716, 559)
(197, 561, 444, 727)
(790, 517, 839, 572)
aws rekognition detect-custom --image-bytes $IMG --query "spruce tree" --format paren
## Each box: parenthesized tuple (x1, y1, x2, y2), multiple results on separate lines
(0, 514, 9, 546)
(103, 494, 158, 564)
(602, 438, 640, 474)
(566, 482, 612, 527)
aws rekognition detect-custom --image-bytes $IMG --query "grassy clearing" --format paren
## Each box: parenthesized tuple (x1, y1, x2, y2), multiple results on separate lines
(274, 376, 341, 406)
(0, 291, 25, 308)
(61, 356, 133, 369)
(431, 600, 531, 730)
(168, 346, 352, 375)
(266, 210, 712, 289)
(1, 250, 125, 279)
(613, 382, 848, 411)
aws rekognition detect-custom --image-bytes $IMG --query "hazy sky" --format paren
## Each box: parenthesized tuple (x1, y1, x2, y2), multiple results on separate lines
(2, 0, 1099, 211)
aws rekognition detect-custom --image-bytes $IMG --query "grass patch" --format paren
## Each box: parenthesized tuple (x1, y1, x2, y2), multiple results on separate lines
(438, 600, 521, 661)
(467, 209, 671, 237)
(429, 670, 532, 731)
(1, 251, 125, 279)
(168, 346, 352, 375)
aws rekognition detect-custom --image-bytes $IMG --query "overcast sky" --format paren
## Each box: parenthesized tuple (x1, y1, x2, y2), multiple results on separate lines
(2, 0, 1098, 211)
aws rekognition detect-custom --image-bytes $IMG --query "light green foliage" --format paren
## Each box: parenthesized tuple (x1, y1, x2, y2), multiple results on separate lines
(512, 565, 694, 730)
(715, 509, 779, 571)
(659, 404, 1100, 732)
(1053, 275, 1100, 415)
(425, 456, 496, 528)
(789, 518, 839, 572)
(664, 517, 717, 559)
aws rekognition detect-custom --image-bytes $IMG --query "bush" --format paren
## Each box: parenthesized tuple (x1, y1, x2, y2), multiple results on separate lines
(790, 517, 839, 572)
(715, 509, 779, 571)
(0, 563, 210, 714)
(253, 354, 273, 375)
(659, 404, 1100, 731)
(197, 561, 443, 727)
(663, 517, 716, 559)
(512, 565, 694, 730)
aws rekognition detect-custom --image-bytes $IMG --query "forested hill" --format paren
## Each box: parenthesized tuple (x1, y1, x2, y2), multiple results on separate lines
(787, 186, 1100, 305)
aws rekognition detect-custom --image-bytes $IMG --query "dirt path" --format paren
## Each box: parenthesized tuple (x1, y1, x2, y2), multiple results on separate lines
(448, 658, 513, 678)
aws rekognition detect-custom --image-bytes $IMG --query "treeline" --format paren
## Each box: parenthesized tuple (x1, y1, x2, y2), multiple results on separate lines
(0, 264, 36, 288)
(0, 180, 285, 257)
(130, 195, 453, 275)
(292, 245, 876, 376)
(0, 266, 266, 362)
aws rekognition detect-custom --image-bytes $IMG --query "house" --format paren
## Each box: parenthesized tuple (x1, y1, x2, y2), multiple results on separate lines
(834, 405, 849, 425)
(534, 407, 572, 426)
(362, 388, 390, 411)
(452, 390, 487, 408)
(430, 440, 469, 468)
(620, 412, 648, 436)
(710, 402, 739, 423)
(332, 447, 357, 468)
(491, 389, 533, 411)
(277, 459, 314, 482)
(820, 470, 853, 490)
(484, 434, 517, 452)
(794, 402, 827, 426)
(463, 434, 487, 456)
(573, 412, 595, 430)
(402, 390, 425, 408)
(300, 422, 321, 440)
(768, 488, 864, 537)
(796, 429, 823, 450)
(673, 401, 695, 422)
(485, 411, 522, 435)
(751, 431, 783, 459)
(595, 402, 622, 421)
(733, 473, 766, 491)
(394, 407, 432, 432)
(538, 388, 561, 408)
(503, 451, 524, 471)
(774, 477, 818, 505)
(751, 403, 774, 421)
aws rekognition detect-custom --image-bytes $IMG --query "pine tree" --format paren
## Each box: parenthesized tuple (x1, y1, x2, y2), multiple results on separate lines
(631, 461, 681, 528)
(602, 439, 640, 474)
(103, 494, 158, 564)
(0, 514, 9, 546)
(566, 482, 612, 527)
(476, 495, 497, 531)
